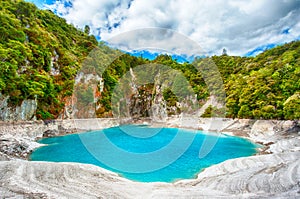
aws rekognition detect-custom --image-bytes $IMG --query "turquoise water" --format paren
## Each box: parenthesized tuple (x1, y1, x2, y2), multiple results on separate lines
(30, 125, 258, 183)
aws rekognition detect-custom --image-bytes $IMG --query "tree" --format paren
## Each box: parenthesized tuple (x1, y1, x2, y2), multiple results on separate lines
(84, 25, 90, 35)
(283, 92, 300, 119)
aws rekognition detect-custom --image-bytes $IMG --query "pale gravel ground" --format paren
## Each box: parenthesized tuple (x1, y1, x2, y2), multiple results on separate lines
(0, 118, 299, 198)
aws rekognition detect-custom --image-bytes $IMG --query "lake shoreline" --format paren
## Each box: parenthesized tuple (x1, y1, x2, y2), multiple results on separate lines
(0, 117, 299, 198)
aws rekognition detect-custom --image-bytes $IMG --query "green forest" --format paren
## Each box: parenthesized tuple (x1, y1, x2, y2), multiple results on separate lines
(0, 0, 299, 120)
(0, 0, 98, 119)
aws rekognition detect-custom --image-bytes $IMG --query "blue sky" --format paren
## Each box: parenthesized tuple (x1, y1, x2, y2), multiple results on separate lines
(26, 0, 300, 58)
(129, 50, 191, 63)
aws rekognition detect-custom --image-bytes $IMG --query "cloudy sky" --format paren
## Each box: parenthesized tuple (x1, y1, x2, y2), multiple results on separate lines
(27, 0, 300, 58)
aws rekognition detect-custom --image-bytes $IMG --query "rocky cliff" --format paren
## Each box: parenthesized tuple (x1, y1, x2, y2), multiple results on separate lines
(0, 94, 37, 121)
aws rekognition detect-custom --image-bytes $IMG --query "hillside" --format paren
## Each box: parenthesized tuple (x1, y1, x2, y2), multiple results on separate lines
(211, 41, 300, 119)
(0, 0, 98, 119)
(0, 0, 299, 120)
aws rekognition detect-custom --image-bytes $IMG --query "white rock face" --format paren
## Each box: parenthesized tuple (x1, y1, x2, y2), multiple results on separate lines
(0, 152, 299, 198)
(0, 94, 37, 121)
(250, 120, 299, 143)
(184, 152, 300, 196)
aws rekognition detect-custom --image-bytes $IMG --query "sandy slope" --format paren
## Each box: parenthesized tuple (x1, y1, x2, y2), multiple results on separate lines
(0, 118, 299, 198)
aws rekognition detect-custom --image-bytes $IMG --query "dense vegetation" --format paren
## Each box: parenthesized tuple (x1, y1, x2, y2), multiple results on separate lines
(211, 41, 300, 119)
(0, 0, 299, 120)
(0, 0, 97, 119)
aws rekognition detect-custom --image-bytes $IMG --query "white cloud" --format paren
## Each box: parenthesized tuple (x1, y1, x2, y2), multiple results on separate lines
(45, 0, 300, 56)
(107, 28, 205, 58)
